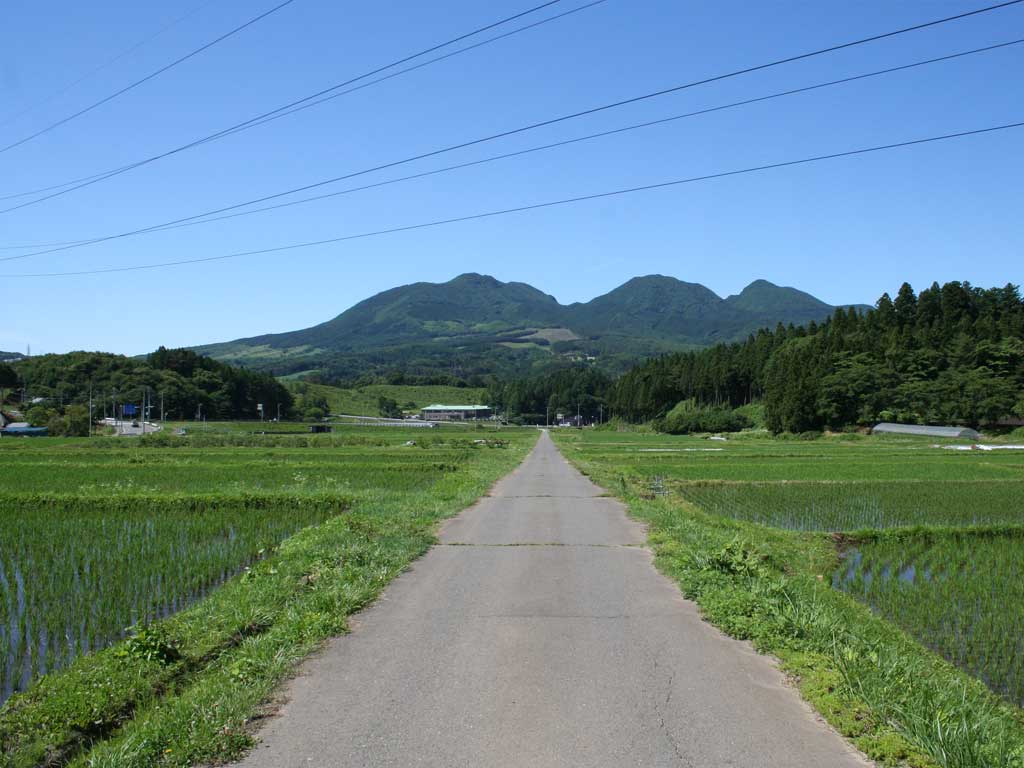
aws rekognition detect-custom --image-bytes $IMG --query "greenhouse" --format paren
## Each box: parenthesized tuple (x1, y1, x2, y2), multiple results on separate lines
(871, 423, 980, 439)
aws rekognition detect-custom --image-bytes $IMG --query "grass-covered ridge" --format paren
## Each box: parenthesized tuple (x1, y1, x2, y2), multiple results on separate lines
(552, 429, 1024, 768)
(0, 426, 537, 768)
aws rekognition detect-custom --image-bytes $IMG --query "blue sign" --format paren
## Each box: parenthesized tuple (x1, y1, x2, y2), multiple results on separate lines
(123, 404, 137, 416)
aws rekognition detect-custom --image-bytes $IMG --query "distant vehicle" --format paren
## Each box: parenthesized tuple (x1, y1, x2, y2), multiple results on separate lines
(131, 420, 139, 428)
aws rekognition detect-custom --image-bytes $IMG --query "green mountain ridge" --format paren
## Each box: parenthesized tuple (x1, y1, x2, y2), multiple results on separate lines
(194, 274, 868, 379)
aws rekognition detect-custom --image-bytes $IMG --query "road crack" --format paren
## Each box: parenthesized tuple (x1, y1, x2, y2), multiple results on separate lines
(655, 668, 694, 767)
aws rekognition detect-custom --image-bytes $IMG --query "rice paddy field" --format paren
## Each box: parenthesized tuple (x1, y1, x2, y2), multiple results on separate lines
(835, 529, 1024, 708)
(0, 425, 534, 766)
(553, 428, 1024, 765)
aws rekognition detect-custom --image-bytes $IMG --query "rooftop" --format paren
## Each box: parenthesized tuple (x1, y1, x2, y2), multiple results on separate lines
(421, 404, 491, 411)
(872, 423, 980, 439)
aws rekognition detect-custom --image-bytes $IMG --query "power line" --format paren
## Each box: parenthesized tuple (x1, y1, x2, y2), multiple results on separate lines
(0, 0, 222, 130)
(0, 0, 301, 156)
(177, 2, 610, 154)
(4, 36, 1018, 255)
(4, 0, 1022, 262)
(5, 120, 1020, 278)
(1, 0, 1018, 212)
(0, 0, 582, 206)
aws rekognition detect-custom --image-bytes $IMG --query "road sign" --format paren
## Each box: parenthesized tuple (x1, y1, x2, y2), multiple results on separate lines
(123, 404, 137, 416)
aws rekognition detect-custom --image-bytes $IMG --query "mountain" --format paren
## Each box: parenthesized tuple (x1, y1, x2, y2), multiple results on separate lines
(232, 273, 565, 353)
(0, 351, 25, 363)
(195, 274, 868, 379)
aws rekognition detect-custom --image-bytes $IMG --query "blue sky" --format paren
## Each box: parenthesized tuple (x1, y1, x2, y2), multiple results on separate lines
(0, 0, 1021, 355)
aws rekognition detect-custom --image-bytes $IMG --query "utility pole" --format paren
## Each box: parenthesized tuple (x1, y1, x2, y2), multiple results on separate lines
(277, 402, 282, 422)
(88, 384, 93, 437)
(160, 392, 165, 423)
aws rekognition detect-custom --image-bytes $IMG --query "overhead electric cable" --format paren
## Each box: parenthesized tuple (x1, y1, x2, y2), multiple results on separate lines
(0, 0, 301, 156)
(0, 0, 583, 206)
(4, 0, 1022, 256)
(4, 36, 1018, 253)
(0, 0, 222, 130)
(0, 0, 1017, 211)
(4, 120, 1020, 278)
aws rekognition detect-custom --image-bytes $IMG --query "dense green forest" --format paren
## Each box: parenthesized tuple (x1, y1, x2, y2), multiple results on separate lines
(609, 282, 1024, 433)
(3, 348, 292, 432)
(488, 367, 612, 424)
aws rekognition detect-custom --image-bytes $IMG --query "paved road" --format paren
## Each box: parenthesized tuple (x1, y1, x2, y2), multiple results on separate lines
(239, 431, 868, 767)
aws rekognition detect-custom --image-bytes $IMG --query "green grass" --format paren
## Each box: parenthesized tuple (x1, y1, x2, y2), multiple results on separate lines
(553, 429, 1024, 768)
(0, 425, 537, 767)
(289, 382, 489, 416)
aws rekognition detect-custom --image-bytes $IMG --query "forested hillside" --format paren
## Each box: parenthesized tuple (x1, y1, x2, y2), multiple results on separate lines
(5, 348, 292, 429)
(196, 273, 863, 380)
(610, 282, 1024, 432)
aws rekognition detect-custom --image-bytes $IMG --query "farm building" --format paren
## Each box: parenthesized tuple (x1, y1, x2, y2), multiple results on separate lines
(871, 423, 980, 439)
(420, 404, 493, 421)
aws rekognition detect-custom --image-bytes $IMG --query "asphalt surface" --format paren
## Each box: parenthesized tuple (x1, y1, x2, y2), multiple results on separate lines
(238, 431, 869, 767)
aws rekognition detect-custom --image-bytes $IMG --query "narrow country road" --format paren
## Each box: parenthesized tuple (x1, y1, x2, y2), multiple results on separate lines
(239, 431, 868, 767)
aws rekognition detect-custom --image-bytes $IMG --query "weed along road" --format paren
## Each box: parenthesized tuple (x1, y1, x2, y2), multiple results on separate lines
(238, 431, 868, 767)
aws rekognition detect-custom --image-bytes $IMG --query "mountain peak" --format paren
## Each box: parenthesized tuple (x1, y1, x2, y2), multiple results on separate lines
(447, 272, 501, 287)
(194, 274, 857, 377)
(725, 279, 830, 315)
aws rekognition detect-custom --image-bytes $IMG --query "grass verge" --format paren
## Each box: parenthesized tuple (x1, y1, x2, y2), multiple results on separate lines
(0, 434, 535, 768)
(553, 433, 1024, 768)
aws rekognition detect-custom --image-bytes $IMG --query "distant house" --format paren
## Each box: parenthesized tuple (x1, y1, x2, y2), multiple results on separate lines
(871, 423, 980, 440)
(420, 404, 493, 421)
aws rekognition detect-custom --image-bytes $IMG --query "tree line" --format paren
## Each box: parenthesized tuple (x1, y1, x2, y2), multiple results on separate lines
(488, 367, 612, 424)
(3, 347, 293, 432)
(608, 281, 1024, 433)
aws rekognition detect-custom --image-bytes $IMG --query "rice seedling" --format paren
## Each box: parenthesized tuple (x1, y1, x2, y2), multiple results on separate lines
(835, 531, 1024, 708)
(674, 480, 1024, 531)
(0, 495, 342, 704)
(553, 428, 1024, 765)
(0, 425, 529, 709)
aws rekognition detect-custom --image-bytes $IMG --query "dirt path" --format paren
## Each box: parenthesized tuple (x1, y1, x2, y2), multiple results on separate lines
(237, 431, 869, 767)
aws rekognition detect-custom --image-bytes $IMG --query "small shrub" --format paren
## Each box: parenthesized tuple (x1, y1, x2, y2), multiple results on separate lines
(663, 399, 751, 434)
(116, 625, 181, 665)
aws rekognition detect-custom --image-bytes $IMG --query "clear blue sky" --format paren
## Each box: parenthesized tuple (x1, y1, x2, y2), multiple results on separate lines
(1, 0, 1021, 355)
